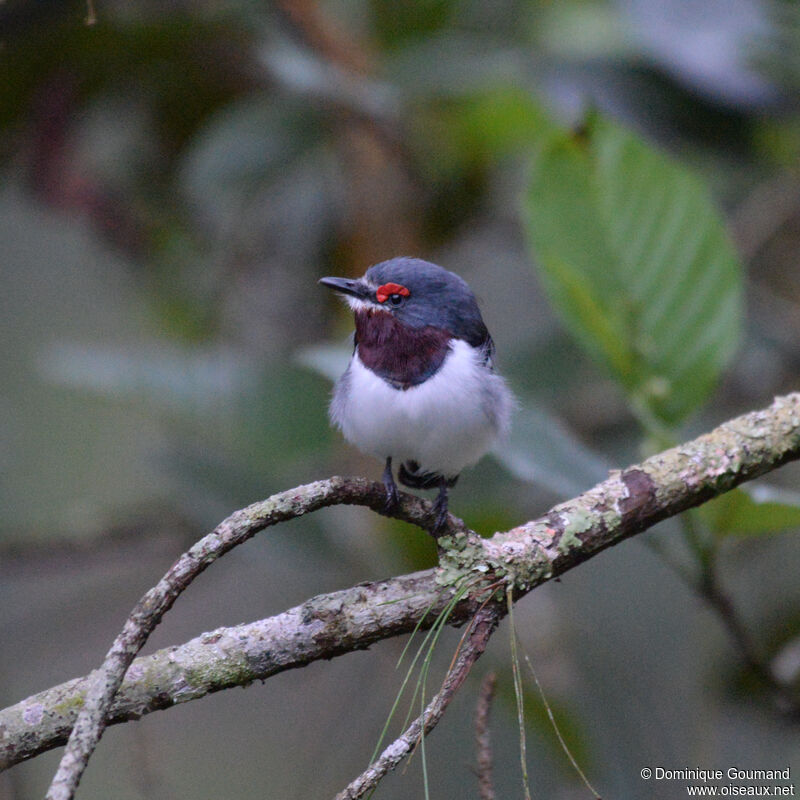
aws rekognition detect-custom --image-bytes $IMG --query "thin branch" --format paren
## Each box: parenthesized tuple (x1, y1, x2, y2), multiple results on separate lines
(275, 0, 372, 74)
(701, 567, 770, 679)
(0, 392, 793, 791)
(658, 514, 797, 713)
(334, 606, 501, 800)
(474, 672, 497, 800)
(43, 478, 467, 800)
(699, 564, 799, 714)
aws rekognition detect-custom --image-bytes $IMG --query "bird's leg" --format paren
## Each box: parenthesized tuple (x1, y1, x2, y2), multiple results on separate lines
(431, 478, 450, 537)
(382, 456, 399, 512)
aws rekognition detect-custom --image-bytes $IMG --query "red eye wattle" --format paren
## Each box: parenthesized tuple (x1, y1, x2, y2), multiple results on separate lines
(376, 283, 410, 303)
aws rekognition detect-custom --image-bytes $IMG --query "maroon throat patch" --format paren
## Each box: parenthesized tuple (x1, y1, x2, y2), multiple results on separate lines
(354, 310, 452, 390)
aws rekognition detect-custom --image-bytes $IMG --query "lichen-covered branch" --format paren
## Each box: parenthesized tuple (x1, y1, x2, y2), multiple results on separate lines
(0, 571, 456, 770)
(42, 478, 467, 800)
(479, 392, 800, 589)
(1, 393, 797, 788)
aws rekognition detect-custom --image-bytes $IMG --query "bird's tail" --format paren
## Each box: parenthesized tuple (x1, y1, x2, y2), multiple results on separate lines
(398, 460, 458, 490)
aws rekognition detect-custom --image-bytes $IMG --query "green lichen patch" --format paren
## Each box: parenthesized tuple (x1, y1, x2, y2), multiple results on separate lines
(556, 507, 593, 555)
(436, 525, 553, 595)
(435, 530, 489, 588)
(52, 695, 85, 717)
(183, 653, 254, 692)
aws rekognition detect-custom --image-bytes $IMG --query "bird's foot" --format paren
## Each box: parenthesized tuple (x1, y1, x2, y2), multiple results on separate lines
(382, 457, 399, 513)
(430, 482, 449, 537)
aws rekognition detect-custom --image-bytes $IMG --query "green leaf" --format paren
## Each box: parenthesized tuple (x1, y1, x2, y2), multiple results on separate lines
(524, 115, 743, 425)
(369, 0, 455, 48)
(492, 403, 609, 498)
(700, 484, 800, 537)
(411, 86, 554, 180)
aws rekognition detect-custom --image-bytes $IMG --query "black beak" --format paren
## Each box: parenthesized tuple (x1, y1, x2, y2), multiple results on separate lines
(319, 276, 371, 300)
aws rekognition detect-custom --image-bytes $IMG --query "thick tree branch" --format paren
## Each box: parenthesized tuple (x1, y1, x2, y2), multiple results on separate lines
(0, 571, 459, 770)
(0, 394, 797, 786)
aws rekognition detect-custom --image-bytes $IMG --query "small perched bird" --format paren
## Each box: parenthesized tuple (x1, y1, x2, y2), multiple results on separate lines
(320, 257, 514, 534)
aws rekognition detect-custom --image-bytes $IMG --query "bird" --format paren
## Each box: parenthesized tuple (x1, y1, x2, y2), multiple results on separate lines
(320, 257, 514, 535)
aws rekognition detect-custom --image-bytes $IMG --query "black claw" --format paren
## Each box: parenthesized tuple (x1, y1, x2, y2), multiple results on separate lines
(430, 480, 449, 537)
(382, 457, 399, 512)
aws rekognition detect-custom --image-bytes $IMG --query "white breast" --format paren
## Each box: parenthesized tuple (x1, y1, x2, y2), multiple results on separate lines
(330, 339, 513, 479)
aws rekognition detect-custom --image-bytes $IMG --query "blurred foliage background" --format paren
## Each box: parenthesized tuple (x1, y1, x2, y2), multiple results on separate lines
(2, 0, 800, 798)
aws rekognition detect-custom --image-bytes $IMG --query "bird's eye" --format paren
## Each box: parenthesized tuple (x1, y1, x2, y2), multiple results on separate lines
(376, 282, 410, 304)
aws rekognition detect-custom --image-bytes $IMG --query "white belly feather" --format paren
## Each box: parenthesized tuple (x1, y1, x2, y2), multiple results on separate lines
(330, 339, 512, 478)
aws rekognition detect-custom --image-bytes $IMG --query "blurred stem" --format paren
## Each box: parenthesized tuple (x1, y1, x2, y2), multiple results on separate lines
(632, 404, 800, 714)
(474, 672, 497, 800)
(680, 510, 712, 570)
(629, 394, 678, 455)
(275, 0, 421, 263)
(698, 565, 771, 689)
(678, 513, 799, 714)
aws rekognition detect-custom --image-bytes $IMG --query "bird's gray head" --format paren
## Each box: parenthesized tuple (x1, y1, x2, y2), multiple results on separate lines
(319, 257, 489, 346)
